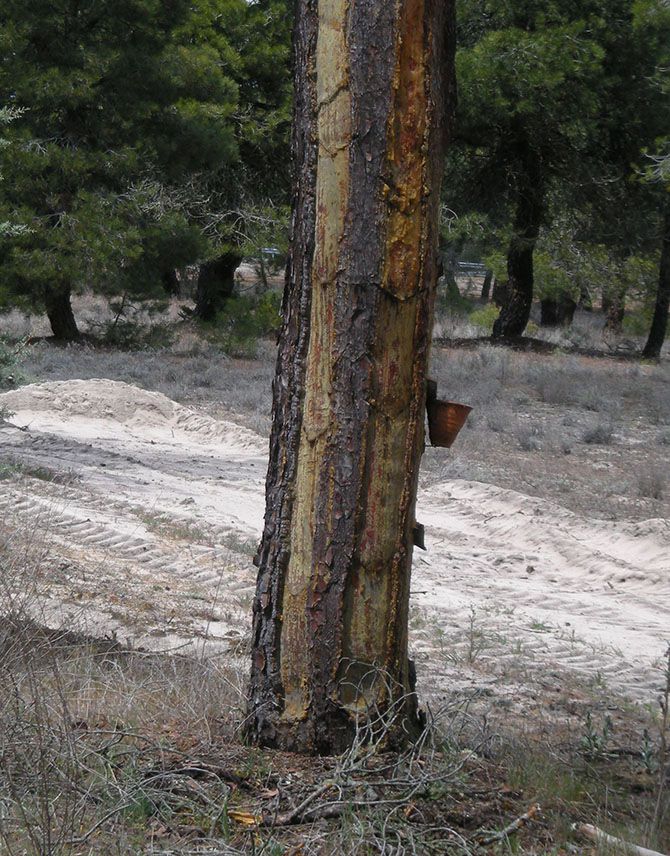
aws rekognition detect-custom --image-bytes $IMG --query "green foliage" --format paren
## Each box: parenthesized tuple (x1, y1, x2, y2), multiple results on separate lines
(468, 303, 499, 332)
(0, 0, 292, 336)
(436, 282, 474, 315)
(445, 0, 670, 337)
(205, 290, 282, 357)
(0, 336, 28, 389)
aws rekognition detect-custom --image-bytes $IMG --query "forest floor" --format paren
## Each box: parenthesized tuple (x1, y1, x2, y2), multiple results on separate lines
(0, 292, 669, 854)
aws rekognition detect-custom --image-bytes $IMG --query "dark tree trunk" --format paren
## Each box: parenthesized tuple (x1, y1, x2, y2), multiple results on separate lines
(45, 287, 80, 341)
(642, 207, 670, 361)
(540, 294, 577, 327)
(162, 269, 180, 297)
(445, 261, 460, 301)
(602, 288, 625, 334)
(194, 252, 242, 321)
(246, 0, 455, 754)
(492, 278, 507, 307)
(480, 269, 493, 303)
(557, 294, 577, 326)
(492, 145, 543, 339)
(540, 297, 558, 326)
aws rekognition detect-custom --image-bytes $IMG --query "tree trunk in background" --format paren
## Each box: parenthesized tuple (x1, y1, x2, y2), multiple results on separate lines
(246, 0, 455, 754)
(541, 294, 577, 327)
(194, 252, 242, 321)
(540, 297, 558, 326)
(480, 269, 493, 303)
(557, 295, 577, 326)
(492, 144, 543, 338)
(602, 288, 625, 334)
(45, 286, 80, 341)
(162, 269, 180, 297)
(642, 206, 670, 361)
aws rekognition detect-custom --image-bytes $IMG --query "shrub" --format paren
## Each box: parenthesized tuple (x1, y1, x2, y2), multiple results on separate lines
(467, 303, 499, 332)
(637, 467, 666, 499)
(206, 291, 282, 357)
(582, 421, 614, 445)
(0, 335, 28, 388)
(98, 319, 175, 350)
(622, 306, 653, 337)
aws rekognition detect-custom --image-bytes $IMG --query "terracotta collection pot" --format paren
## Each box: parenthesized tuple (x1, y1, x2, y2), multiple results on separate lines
(426, 399, 472, 448)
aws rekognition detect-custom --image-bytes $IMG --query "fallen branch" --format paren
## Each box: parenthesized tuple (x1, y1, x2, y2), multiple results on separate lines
(478, 803, 541, 845)
(573, 823, 669, 856)
(259, 779, 337, 826)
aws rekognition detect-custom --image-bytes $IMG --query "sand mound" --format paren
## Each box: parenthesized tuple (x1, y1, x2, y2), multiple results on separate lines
(0, 379, 267, 454)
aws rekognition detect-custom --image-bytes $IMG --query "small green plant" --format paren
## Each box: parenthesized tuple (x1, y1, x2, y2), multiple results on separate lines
(641, 728, 655, 775)
(581, 710, 613, 759)
(468, 302, 499, 332)
(205, 291, 282, 357)
(0, 335, 28, 388)
(466, 605, 490, 664)
(651, 643, 670, 841)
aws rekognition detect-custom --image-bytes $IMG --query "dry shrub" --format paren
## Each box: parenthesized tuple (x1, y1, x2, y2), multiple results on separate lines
(0, 513, 245, 855)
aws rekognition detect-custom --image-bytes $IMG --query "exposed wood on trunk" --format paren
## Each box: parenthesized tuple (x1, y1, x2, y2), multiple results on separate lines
(246, 0, 455, 754)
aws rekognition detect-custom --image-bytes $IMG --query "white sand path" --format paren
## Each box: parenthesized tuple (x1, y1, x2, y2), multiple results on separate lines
(1, 379, 668, 700)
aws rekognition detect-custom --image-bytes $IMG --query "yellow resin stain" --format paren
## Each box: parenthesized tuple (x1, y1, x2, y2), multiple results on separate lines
(280, 0, 439, 723)
(280, 0, 351, 721)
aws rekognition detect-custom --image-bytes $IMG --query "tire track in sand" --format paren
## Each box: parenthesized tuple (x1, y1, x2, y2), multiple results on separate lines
(1, 380, 668, 700)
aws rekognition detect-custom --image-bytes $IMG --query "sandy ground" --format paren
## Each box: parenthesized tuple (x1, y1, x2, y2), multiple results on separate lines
(1, 379, 669, 710)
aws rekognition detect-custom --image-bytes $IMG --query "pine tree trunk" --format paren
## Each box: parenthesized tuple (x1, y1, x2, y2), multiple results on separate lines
(45, 287, 80, 341)
(557, 294, 577, 326)
(194, 252, 242, 321)
(480, 269, 493, 303)
(492, 143, 543, 339)
(246, 0, 455, 754)
(540, 297, 559, 326)
(162, 269, 180, 297)
(642, 207, 670, 361)
(602, 288, 625, 334)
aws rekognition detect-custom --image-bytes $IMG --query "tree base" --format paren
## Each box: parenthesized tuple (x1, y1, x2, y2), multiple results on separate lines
(246, 678, 425, 755)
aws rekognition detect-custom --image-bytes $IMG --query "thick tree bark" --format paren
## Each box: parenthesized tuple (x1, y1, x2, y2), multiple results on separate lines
(492, 278, 507, 307)
(45, 287, 80, 341)
(194, 252, 242, 321)
(492, 143, 543, 339)
(642, 207, 670, 361)
(246, 0, 455, 754)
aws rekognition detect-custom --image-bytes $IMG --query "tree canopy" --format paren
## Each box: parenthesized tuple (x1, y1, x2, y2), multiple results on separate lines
(0, 0, 291, 337)
(444, 0, 670, 340)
